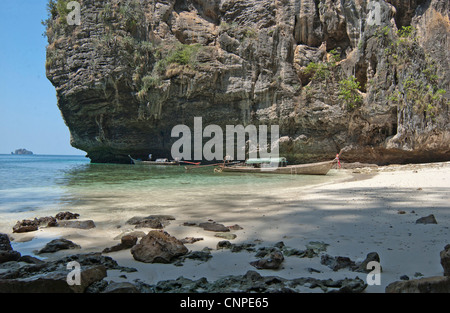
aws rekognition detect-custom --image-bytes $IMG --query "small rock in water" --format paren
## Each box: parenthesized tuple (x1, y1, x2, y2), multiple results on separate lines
(415, 214, 437, 224)
(400, 275, 409, 281)
(38, 238, 81, 254)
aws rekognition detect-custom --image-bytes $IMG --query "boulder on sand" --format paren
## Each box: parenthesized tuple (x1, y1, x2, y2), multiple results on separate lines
(131, 230, 188, 264)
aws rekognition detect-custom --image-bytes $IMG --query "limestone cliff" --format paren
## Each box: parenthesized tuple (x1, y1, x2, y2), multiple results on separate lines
(44, 0, 449, 164)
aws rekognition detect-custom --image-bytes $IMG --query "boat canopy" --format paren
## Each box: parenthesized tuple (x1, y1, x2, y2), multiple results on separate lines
(246, 157, 287, 164)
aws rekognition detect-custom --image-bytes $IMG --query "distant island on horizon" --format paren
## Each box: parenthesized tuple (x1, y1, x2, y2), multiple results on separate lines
(11, 149, 33, 155)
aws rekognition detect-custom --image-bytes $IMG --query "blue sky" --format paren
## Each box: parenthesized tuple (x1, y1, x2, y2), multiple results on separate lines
(0, 1, 84, 155)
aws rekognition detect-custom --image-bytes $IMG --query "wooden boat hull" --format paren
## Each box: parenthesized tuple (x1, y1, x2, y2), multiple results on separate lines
(129, 156, 179, 166)
(132, 160, 179, 166)
(222, 160, 335, 175)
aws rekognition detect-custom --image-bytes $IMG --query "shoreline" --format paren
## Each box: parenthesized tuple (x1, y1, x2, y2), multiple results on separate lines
(2, 161, 450, 293)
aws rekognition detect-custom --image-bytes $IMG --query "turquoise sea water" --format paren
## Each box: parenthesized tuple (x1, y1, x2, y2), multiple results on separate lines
(0, 154, 341, 232)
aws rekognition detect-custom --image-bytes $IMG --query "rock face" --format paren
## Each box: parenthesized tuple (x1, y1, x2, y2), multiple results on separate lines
(44, 0, 450, 164)
(130, 230, 188, 263)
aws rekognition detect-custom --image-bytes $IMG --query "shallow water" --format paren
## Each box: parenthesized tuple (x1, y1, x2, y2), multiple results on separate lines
(0, 154, 342, 232)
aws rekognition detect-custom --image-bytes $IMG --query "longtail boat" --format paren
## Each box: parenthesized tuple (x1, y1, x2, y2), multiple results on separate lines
(128, 155, 179, 166)
(220, 157, 336, 175)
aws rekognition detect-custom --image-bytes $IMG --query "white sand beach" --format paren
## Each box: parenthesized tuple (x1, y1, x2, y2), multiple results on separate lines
(6, 162, 450, 293)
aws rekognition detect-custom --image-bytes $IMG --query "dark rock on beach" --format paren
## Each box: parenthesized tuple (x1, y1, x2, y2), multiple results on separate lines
(103, 235, 138, 253)
(180, 237, 204, 244)
(386, 276, 450, 293)
(36, 216, 58, 228)
(126, 215, 175, 229)
(215, 233, 237, 240)
(281, 242, 329, 259)
(102, 282, 139, 293)
(12, 220, 39, 233)
(113, 231, 146, 240)
(416, 214, 438, 224)
(17, 255, 44, 265)
(131, 230, 188, 264)
(199, 222, 230, 232)
(227, 224, 243, 231)
(321, 255, 357, 272)
(353, 252, 381, 273)
(0, 234, 21, 264)
(58, 220, 96, 229)
(12, 214, 83, 233)
(55, 212, 80, 220)
(151, 270, 367, 293)
(0, 253, 134, 293)
(320, 252, 381, 273)
(12, 217, 59, 233)
(216, 241, 256, 253)
(174, 249, 213, 266)
(250, 250, 284, 270)
(440, 244, 450, 276)
(38, 239, 81, 254)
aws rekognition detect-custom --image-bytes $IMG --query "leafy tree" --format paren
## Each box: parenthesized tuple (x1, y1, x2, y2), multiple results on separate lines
(338, 76, 363, 110)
